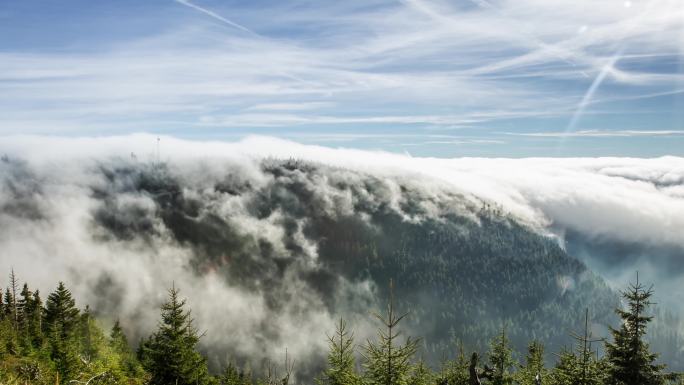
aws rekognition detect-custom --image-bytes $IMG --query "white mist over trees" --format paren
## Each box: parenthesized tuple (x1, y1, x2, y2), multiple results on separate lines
(1, 135, 684, 377)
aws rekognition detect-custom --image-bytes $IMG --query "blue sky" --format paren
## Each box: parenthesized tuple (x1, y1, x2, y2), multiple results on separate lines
(1, 0, 683, 157)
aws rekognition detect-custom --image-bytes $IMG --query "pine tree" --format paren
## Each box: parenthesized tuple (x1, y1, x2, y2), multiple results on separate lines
(110, 319, 144, 378)
(110, 319, 129, 355)
(362, 281, 419, 385)
(29, 289, 43, 348)
(140, 284, 211, 385)
(79, 306, 97, 361)
(4, 288, 14, 321)
(17, 283, 33, 351)
(517, 341, 548, 385)
(18, 283, 31, 323)
(436, 344, 469, 385)
(0, 315, 14, 357)
(44, 282, 80, 337)
(0, 287, 18, 356)
(571, 309, 604, 385)
(318, 318, 360, 385)
(9, 269, 19, 331)
(408, 359, 433, 385)
(604, 275, 665, 385)
(44, 281, 81, 381)
(551, 348, 581, 385)
(487, 327, 516, 385)
(221, 362, 243, 385)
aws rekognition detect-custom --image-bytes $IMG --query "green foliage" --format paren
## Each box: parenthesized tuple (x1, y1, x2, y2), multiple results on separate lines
(221, 361, 250, 385)
(550, 345, 607, 385)
(487, 327, 516, 385)
(604, 276, 666, 385)
(362, 284, 419, 385)
(110, 319, 145, 379)
(435, 344, 469, 385)
(1, 269, 681, 385)
(139, 284, 211, 385)
(0, 276, 147, 385)
(408, 359, 434, 385)
(44, 281, 82, 381)
(516, 341, 549, 385)
(318, 318, 361, 385)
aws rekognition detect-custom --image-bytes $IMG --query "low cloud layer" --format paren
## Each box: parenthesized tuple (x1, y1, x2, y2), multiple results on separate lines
(1, 134, 683, 374)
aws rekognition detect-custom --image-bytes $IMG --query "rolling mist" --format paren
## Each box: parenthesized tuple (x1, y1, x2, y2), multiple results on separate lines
(1, 134, 683, 376)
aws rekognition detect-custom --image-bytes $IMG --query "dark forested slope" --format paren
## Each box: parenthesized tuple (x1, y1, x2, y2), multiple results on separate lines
(89, 158, 619, 365)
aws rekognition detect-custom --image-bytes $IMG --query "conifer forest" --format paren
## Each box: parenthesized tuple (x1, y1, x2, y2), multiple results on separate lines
(0, 270, 681, 385)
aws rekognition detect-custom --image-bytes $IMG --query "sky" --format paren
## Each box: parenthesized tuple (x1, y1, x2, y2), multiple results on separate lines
(1, 0, 684, 157)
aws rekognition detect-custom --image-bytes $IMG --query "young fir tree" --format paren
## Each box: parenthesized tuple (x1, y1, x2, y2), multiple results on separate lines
(436, 344, 469, 385)
(487, 327, 516, 385)
(0, 314, 14, 357)
(110, 319, 144, 378)
(573, 309, 605, 385)
(362, 281, 419, 385)
(221, 362, 244, 385)
(551, 347, 582, 385)
(17, 283, 33, 351)
(79, 305, 110, 364)
(3, 288, 14, 323)
(9, 269, 19, 331)
(408, 359, 434, 385)
(516, 341, 548, 385)
(139, 284, 211, 385)
(44, 281, 82, 381)
(318, 318, 361, 385)
(28, 289, 44, 349)
(109, 320, 128, 353)
(604, 276, 665, 385)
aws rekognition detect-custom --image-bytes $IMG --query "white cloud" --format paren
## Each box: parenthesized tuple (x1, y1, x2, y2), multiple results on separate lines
(2, 134, 683, 248)
(507, 129, 684, 137)
(1, 0, 682, 133)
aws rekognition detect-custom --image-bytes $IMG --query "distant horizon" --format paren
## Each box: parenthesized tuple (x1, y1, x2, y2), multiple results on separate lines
(2, 132, 683, 159)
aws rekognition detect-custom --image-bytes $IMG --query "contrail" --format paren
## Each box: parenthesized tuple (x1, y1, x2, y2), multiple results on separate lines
(553, 48, 623, 155)
(565, 49, 623, 133)
(175, 0, 259, 36)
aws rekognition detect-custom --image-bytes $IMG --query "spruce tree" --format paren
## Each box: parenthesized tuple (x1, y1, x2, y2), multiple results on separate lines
(408, 359, 433, 385)
(436, 344, 469, 385)
(44, 282, 80, 337)
(517, 341, 548, 385)
(79, 305, 103, 362)
(18, 283, 31, 324)
(362, 281, 419, 385)
(9, 269, 19, 331)
(17, 283, 33, 351)
(487, 327, 516, 385)
(140, 284, 211, 385)
(604, 276, 665, 385)
(4, 288, 13, 321)
(110, 319, 144, 378)
(109, 319, 129, 355)
(29, 289, 44, 348)
(221, 362, 243, 385)
(551, 348, 581, 385)
(44, 281, 81, 381)
(571, 309, 604, 385)
(318, 318, 360, 385)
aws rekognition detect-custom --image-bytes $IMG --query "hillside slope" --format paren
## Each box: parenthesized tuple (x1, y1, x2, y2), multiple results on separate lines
(85, 159, 621, 366)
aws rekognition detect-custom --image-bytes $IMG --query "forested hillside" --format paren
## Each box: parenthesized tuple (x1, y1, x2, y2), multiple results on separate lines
(92, 159, 619, 361)
(2, 157, 684, 382)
